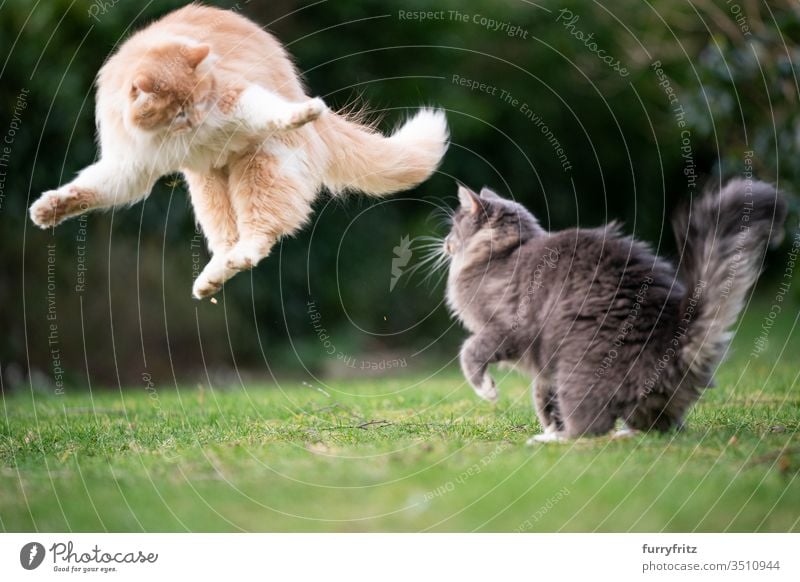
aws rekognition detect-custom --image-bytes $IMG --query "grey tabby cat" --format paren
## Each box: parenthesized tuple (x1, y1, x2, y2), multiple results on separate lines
(444, 181, 787, 443)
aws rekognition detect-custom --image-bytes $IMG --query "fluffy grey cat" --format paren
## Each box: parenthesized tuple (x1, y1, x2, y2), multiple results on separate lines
(444, 181, 787, 443)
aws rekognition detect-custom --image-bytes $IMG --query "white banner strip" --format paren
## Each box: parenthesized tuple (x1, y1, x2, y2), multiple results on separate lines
(1, 533, 798, 580)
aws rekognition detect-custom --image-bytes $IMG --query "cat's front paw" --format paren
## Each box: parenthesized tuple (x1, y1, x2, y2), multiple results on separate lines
(29, 186, 93, 229)
(474, 375, 499, 403)
(217, 88, 244, 115)
(280, 97, 327, 130)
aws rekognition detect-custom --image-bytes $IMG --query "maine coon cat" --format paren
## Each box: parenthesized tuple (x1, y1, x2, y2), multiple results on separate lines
(29, 4, 448, 299)
(444, 181, 787, 442)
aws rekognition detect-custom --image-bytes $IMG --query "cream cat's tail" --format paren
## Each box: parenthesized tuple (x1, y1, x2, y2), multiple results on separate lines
(319, 108, 449, 196)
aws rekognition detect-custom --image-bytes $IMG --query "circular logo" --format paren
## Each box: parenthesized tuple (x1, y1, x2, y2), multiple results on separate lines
(19, 542, 45, 570)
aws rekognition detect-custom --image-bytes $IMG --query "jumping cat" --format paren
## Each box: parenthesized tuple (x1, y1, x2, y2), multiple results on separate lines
(444, 181, 787, 442)
(29, 4, 448, 299)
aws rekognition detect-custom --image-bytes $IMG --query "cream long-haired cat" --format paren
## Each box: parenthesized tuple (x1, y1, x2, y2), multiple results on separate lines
(29, 4, 449, 299)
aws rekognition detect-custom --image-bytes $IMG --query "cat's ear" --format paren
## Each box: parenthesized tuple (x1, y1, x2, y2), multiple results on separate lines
(457, 184, 482, 215)
(183, 44, 211, 68)
(480, 187, 502, 200)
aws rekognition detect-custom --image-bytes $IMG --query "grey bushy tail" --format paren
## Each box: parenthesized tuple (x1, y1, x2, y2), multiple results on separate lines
(673, 179, 788, 385)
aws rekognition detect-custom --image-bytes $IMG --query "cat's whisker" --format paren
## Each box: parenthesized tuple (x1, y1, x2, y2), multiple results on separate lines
(411, 243, 446, 253)
(428, 208, 453, 223)
(403, 236, 450, 288)
(404, 251, 442, 277)
(413, 234, 447, 244)
(403, 245, 446, 280)
(421, 259, 449, 286)
(410, 239, 445, 255)
(411, 238, 445, 246)
(424, 208, 455, 232)
(429, 266, 449, 289)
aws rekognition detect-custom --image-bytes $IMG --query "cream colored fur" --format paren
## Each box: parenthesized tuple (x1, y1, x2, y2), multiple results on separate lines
(29, 5, 449, 299)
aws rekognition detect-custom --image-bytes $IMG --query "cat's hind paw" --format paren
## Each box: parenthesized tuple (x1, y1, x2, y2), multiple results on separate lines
(224, 239, 274, 272)
(193, 254, 236, 300)
(527, 432, 569, 445)
(224, 243, 260, 272)
(611, 426, 640, 440)
(192, 275, 223, 300)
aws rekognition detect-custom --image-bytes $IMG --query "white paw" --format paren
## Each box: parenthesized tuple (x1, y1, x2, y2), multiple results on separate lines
(192, 276, 222, 300)
(527, 432, 569, 445)
(193, 254, 235, 300)
(474, 375, 499, 404)
(281, 97, 327, 130)
(29, 187, 85, 228)
(611, 426, 640, 440)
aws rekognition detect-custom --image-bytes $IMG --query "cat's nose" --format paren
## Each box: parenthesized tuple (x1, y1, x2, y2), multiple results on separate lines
(173, 118, 193, 131)
(444, 236, 454, 254)
(173, 110, 193, 131)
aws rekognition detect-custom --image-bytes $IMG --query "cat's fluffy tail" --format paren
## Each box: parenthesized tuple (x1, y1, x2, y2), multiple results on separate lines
(318, 108, 449, 196)
(673, 179, 787, 385)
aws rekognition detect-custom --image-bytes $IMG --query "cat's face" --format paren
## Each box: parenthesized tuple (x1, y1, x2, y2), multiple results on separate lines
(444, 185, 542, 257)
(126, 43, 213, 133)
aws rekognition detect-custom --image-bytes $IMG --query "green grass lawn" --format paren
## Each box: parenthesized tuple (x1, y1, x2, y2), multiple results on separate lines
(2, 301, 799, 532)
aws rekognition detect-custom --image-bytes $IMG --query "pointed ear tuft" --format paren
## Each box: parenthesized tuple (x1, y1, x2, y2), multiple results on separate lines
(457, 184, 482, 215)
(480, 187, 502, 200)
(183, 44, 211, 68)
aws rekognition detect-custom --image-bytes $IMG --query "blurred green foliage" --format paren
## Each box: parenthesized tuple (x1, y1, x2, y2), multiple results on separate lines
(1, 0, 798, 390)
